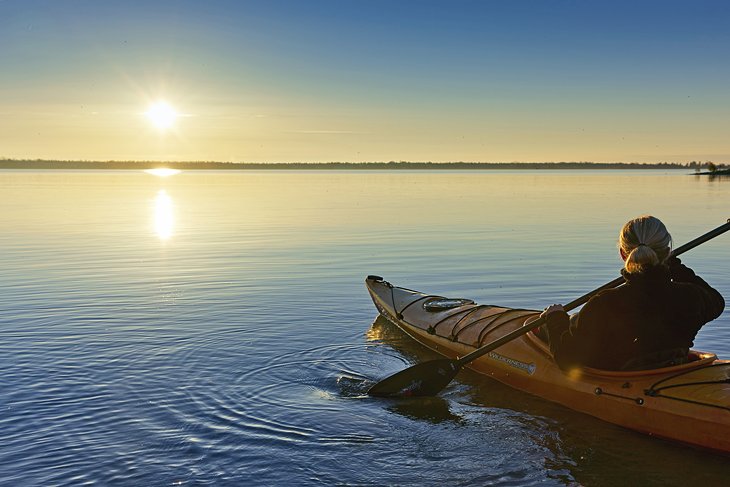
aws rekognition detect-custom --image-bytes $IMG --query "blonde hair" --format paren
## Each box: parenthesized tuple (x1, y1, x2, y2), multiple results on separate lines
(619, 215, 672, 274)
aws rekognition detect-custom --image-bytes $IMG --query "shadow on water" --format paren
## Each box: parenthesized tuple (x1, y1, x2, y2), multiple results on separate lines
(386, 396, 464, 425)
(367, 315, 730, 487)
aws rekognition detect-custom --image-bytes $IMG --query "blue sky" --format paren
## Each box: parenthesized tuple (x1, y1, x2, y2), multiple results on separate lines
(1, 0, 729, 162)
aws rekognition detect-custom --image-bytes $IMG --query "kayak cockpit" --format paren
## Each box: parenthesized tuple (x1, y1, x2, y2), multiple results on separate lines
(524, 329, 718, 378)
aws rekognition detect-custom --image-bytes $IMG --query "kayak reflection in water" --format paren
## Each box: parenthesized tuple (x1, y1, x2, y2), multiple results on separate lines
(541, 215, 725, 371)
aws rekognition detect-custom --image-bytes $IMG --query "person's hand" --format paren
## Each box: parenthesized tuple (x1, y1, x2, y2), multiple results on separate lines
(541, 304, 564, 319)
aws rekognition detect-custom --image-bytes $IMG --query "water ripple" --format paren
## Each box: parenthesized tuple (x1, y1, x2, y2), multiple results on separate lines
(2, 170, 729, 486)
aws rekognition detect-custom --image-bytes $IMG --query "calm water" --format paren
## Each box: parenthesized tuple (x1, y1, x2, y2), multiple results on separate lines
(1, 169, 728, 486)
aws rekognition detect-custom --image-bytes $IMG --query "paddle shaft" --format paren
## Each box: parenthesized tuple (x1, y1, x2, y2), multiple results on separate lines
(455, 218, 730, 368)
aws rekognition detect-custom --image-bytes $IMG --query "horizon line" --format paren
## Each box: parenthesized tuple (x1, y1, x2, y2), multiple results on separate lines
(0, 159, 721, 166)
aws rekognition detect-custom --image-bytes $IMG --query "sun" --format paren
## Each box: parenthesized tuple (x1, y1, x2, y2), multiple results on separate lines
(145, 101, 178, 130)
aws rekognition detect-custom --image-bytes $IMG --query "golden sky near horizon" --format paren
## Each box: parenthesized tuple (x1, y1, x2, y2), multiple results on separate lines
(2, 2, 729, 163)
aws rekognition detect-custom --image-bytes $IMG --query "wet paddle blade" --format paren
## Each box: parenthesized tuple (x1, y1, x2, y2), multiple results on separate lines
(367, 359, 461, 397)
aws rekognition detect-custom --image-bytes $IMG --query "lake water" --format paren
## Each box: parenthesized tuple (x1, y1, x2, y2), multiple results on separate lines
(1, 169, 728, 486)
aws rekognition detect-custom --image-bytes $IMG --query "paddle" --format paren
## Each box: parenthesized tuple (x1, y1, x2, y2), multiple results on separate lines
(368, 219, 730, 397)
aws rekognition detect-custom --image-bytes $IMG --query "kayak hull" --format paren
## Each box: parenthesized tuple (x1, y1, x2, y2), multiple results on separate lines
(366, 276, 730, 455)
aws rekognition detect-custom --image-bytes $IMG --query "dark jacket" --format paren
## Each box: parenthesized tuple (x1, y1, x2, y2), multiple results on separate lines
(545, 257, 725, 371)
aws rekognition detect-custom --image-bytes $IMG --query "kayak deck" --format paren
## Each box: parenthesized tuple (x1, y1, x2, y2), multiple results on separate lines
(366, 276, 730, 454)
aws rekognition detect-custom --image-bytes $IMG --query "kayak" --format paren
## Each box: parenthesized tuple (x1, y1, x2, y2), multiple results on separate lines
(366, 275, 730, 454)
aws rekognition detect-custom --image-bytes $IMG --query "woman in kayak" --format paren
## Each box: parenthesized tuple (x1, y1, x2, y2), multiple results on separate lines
(542, 215, 725, 371)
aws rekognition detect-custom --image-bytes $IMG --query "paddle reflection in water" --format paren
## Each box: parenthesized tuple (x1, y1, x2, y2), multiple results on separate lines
(387, 397, 464, 425)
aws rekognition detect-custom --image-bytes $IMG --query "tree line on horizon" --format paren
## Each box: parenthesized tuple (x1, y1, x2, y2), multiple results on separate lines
(0, 159, 727, 171)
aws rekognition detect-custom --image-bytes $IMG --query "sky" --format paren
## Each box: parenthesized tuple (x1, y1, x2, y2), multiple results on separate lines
(1, 0, 729, 163)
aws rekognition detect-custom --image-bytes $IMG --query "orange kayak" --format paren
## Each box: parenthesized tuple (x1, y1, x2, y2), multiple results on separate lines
(366, 276, 730, 454)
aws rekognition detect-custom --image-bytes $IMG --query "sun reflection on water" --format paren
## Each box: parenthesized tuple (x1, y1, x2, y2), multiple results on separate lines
(145, 168, 181, 177)
(154, 190, 174, 240)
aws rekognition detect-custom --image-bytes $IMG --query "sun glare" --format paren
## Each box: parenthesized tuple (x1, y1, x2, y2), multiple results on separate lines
(145, 101, 178, 130)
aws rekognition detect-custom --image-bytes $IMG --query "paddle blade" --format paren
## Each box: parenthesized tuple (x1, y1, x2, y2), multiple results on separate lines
(367, 359, 461, 397)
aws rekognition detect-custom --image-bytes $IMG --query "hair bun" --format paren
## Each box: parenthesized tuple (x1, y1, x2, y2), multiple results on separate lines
(619, 216, 672, 274)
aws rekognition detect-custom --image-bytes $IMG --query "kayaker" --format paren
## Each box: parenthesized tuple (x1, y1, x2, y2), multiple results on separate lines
(541, 215, 725, 371)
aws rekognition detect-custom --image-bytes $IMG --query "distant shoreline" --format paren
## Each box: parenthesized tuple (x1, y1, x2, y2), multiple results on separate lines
(0, 159, 717, 171)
